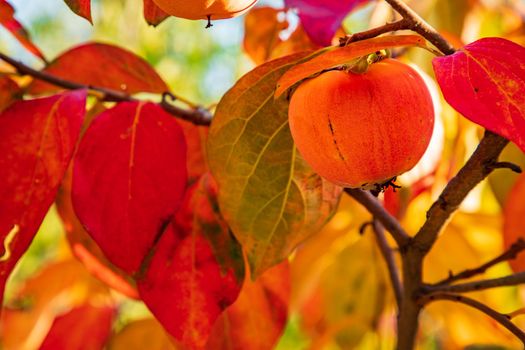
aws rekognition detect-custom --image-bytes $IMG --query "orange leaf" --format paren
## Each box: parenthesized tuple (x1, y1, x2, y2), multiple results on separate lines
(243, 7, 288, 65)
(63, 0, 92, 23)
(504, 172, 525, 272)
(0, 76, 20, 112)
(143, 0, 169, 26)
(29, 43, 168, 95)
(108, 318, 177, 350)
(275, 35, 428, 97)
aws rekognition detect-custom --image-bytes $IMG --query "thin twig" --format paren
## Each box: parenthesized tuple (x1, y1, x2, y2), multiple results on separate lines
(423, 271, 525, 294)
(340, 19, 411, 46)
(0, 52, 212, 126)
(413, 131, 509, 253)
(430, 238, 525, 286)
(420, 293, 525, 344)
(486, 161, 522, 174)
(372, 220, 403, 308)
(345, 188, 411, 248)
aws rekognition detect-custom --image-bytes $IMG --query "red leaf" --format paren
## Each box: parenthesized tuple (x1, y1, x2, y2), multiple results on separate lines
(179, 120, 208, 184)
(207, 261, 290, 350)
(72, 101, 187, 274)
(63, 0, 92, 23)
(40, 303, 115, 350)
(0, 90, 86, 308)
(56, 166, 139, 299)
(138, 175, 245, 349)
(143, 0, 169, 26)
(29, 43, 168, 95)
(433, 37, 525, 152)
(0, 0, 45, 60)
(285, 0, 370, 46)
(275, 35, 428, 97)
(0, 76, 21, 112)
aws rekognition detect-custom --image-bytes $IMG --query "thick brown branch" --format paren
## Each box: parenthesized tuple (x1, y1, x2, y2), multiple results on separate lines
(414, 131, 509, 253)
(430, 238, 525, 286)
(383, 0, 456, 55)
(0, 52, 212, 126)
(420, 293, 525, 344)
(345, 188, 411, 247)
(372, 220, 403, 309)
(423, 271, 525, 294)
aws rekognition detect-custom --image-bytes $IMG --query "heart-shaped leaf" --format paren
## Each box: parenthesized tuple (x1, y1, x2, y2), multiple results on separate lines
(0, 90, 86, 308)
(207, 52, 342, 277)
(275, 34, 427, 97)
(433, 37, 525, 152)
(29, 43, 168, 95)
(72, 101, 187, 274)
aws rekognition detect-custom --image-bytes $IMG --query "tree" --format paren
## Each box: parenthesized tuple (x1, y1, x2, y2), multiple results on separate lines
(0, 0, 525, 349)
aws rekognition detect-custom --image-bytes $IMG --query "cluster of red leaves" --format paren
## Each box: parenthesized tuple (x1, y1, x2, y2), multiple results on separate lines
(1, 0, 525, 348)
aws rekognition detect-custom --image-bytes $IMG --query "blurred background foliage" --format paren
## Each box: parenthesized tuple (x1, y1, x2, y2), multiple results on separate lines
(2, 0, 525, 349)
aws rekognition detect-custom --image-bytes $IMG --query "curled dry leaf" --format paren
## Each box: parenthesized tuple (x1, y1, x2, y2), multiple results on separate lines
(72, 101, 187, 274)
(207, 52, 342, 277)
(28, 42, 169, 95)
(0, 90, 86, 309)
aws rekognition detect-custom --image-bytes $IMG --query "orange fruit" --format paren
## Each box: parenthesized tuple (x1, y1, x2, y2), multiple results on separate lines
(288, 58, 434, 189)
(152, 0, 258, 21)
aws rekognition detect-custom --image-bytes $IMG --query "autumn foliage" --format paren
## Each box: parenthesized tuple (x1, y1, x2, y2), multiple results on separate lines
(1, 0, 525, 349)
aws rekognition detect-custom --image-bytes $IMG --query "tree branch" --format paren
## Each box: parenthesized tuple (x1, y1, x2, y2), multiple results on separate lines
(0, 52, 213, 126)
(429, 238, 525, 286)
(340, 18, 411, 45)
(423, 271, 525, 295)
(413, 131, 509, 253)
(383, 0, 456, 55)
(372, 220, 403, 308)
(420, 293, 525, 344)
(345, 188, 411, 248)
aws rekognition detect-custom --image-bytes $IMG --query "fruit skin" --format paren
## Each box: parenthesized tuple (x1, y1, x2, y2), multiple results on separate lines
(152, 0, 258, 20)
(288, 59, 435, 188)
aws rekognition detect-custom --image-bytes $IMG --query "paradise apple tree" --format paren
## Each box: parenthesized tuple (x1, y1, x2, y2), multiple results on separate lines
(1, 0, 525, 349)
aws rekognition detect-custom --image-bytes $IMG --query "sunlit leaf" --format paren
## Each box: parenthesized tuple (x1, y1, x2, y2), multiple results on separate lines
(0, 259, 109, 349)
(207, 261, 290, 350)
(275, 35, 428, 97)
(40, 303, 115, 349)
(433, 37, 525, 152)
(285, 0, 370, 46)
(0, 76, 21, 112)
(243, 7, 288, 65)
(207, 52, 342, 277)
(0, 90, 86, 308)
(271, 24, 320, 60)
(143, 0, 169, 26)
(29, 43, 169, 95)
(0, 0, 45, 60)
(107, 318, 177, 350)
(72, 101, 187, 274)
(63, 0, 92, 23)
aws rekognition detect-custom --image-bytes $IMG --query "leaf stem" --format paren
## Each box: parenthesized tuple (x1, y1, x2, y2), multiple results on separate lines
(0, 52, 212, 126)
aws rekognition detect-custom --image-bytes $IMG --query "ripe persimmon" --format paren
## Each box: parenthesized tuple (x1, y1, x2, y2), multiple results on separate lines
(288, 58, 434, 189)
(152, 0, 258, 21)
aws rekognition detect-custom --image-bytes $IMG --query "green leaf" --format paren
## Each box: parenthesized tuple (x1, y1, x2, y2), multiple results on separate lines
(207, 52, 342, 277)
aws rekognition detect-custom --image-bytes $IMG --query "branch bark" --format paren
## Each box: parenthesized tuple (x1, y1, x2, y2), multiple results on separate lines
(372, 220, 403, 308)
(423, 271, 525, 294)
(0, 52, 213, 126)
(420, 293, 525, 344)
